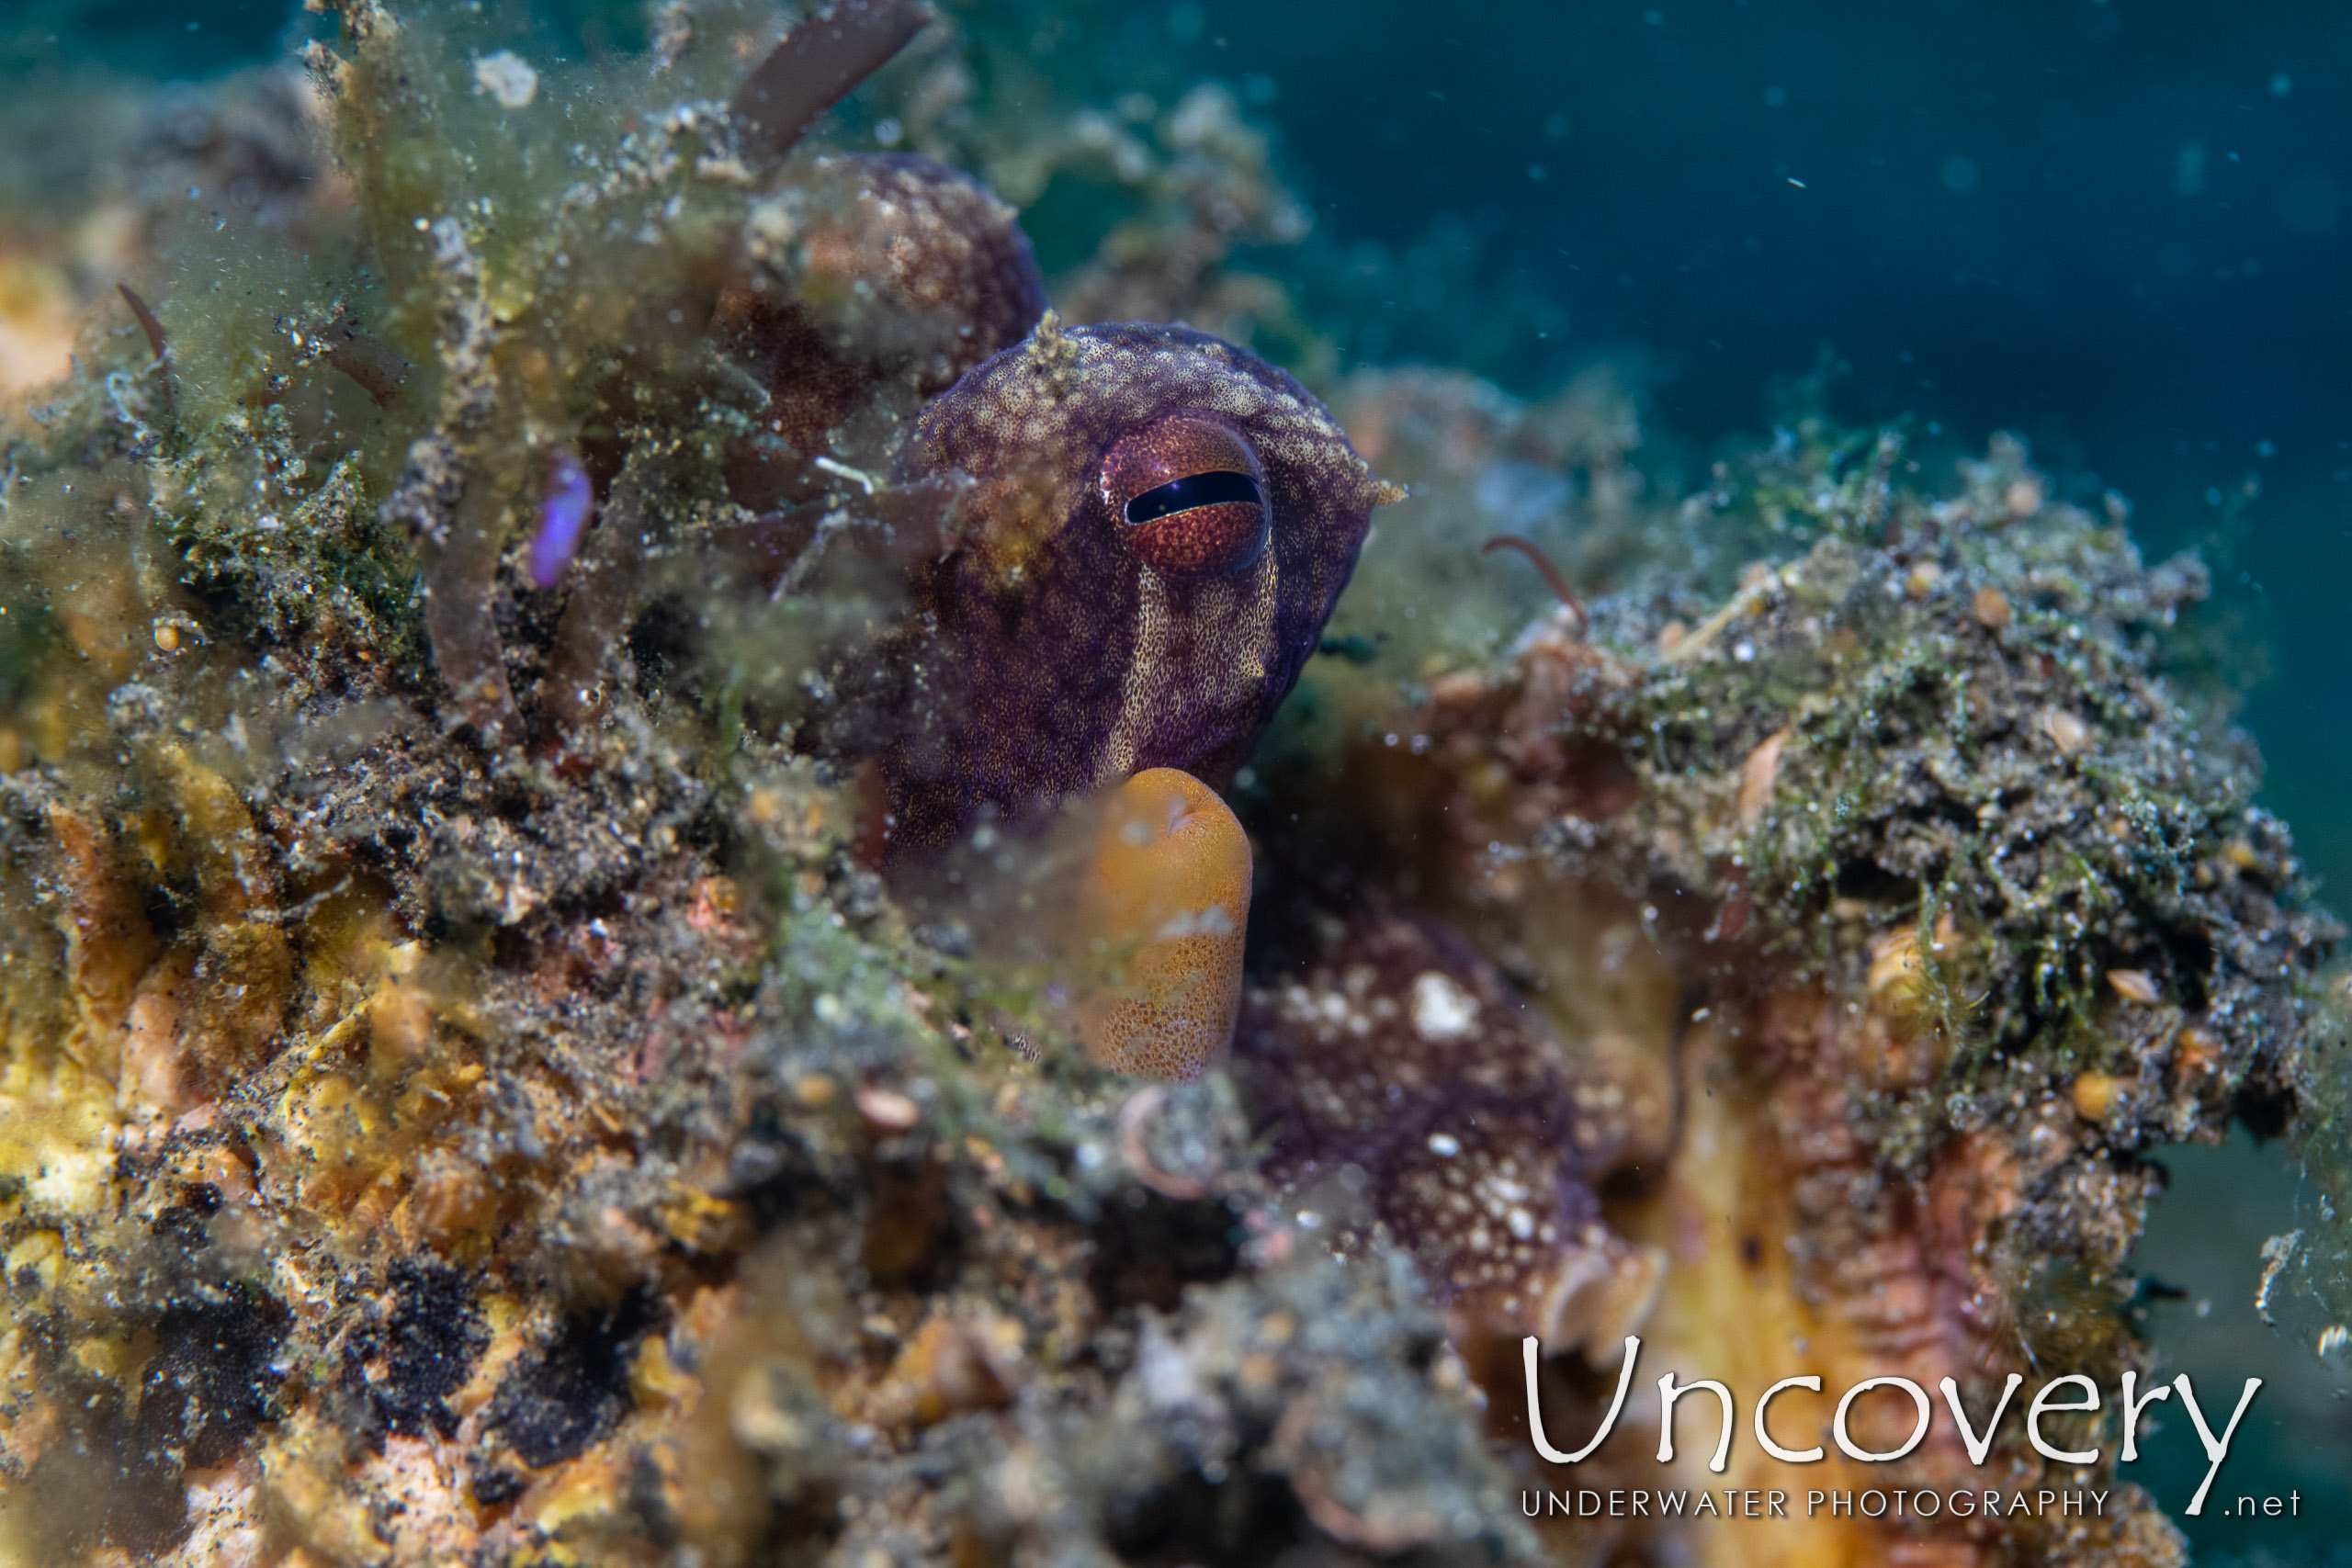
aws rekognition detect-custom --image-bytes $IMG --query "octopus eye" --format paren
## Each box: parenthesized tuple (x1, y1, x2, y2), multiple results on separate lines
(1125, 469, 1262, 525)
(1099, 412, 1272, 579)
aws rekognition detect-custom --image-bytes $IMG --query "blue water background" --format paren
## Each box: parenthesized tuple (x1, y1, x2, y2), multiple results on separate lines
(5, 7, 2346, 874)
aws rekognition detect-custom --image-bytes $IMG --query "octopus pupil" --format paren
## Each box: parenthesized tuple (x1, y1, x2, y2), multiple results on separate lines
(1124, 469, 1262, 526)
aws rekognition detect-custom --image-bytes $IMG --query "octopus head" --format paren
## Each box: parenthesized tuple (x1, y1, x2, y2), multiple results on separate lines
(890, 320, 1399, 849)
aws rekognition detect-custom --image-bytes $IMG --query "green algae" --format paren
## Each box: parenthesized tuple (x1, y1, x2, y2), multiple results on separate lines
(0, 12, 1418, 1558)
(2277, 966, 2352, 1363)
(1510, 425, 2342, 1156)
(1250, 392, 2346, 1483)
(1264, 401, 2335, 1150)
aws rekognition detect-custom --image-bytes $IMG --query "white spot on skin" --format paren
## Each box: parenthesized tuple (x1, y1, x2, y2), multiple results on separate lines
(1136, 1321, 1201, 1407)
(472, 51, 539, 109)
(1149, 904, 1237, 941)
(1480, 1175, 1531, 1205)
(1427, 1132, 1461, 1156)
(1410, 971, 1479, 1040)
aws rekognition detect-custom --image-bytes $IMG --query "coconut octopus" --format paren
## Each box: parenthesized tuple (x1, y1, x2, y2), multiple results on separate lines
(559, 0, 1667, 1367)
(411, 0, 1658, 1375)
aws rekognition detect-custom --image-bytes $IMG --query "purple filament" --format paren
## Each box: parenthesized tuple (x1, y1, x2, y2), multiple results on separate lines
(529, 448, 594, 589)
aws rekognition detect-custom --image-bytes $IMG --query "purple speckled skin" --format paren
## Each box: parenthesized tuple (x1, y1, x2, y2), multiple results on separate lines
(1232, 897, 1649, 1347)
(888, 321, 1398, 850)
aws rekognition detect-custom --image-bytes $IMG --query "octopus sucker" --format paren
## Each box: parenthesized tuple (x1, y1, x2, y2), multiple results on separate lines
(1070, 767, 1251, 1079)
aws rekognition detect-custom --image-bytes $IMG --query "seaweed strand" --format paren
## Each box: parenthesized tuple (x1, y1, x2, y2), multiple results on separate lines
(1481, 534, 1588, 635)
(417, 217, 522, 749)
(729, 0, 933, 162)
(113, 282, 181, 449)
(116, 284, 167, 360)
(325, 326, 411, 408)
(427, 479, 525, 749)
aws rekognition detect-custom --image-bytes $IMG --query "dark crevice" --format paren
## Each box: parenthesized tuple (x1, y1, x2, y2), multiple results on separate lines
(487, 1288, 663, 1469)
(1085, 1190, 1244, 1314)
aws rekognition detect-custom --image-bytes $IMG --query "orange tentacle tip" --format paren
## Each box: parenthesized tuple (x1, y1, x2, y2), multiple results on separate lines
(1072, 768, 1252, 1080)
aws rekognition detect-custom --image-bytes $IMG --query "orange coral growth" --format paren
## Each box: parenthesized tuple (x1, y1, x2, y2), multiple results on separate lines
(1073, 767, 1252, 1079)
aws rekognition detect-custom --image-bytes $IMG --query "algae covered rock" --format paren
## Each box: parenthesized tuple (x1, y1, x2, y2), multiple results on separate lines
(0, 4, 1512, 1564)
(1254, 403, 2339, 1565)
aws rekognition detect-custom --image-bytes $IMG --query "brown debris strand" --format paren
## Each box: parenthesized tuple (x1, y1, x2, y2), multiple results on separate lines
(729, 0, 933, 162)
(116, 282, 168, 359)
(424, 477, 524, 750)
(325, 327, 410, 407)
(1481, 533, 1587, 635)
